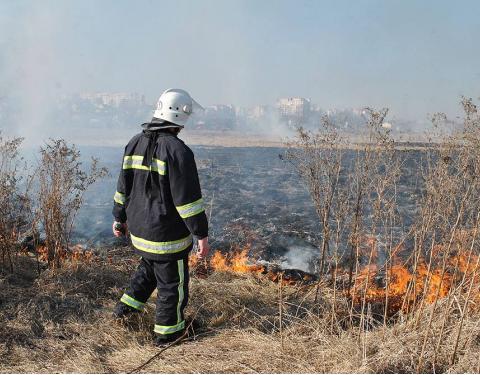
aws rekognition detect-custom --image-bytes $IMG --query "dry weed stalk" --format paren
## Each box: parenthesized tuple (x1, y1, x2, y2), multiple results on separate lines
(0, 133, 32, 271)
(284, 116, 345, 288)
(284, 108, 402, 316)
(285, 99, 480, 371)
(35, 139, 108, 269)
(414, 98, 480, 371)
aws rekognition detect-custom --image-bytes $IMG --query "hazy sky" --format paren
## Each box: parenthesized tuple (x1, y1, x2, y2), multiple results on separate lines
(1, 0, 479, 122)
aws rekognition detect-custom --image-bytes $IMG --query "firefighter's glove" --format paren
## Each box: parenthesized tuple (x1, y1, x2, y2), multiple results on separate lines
(113, 221, 128, 238)
(196, 237, 210, 259)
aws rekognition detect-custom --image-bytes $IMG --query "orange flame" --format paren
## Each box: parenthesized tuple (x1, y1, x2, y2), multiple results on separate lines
(190, 246, 315, 286)
(35, 244, 95, 264)
(350, 241, 480, 315)
(190, 247, 264, 274)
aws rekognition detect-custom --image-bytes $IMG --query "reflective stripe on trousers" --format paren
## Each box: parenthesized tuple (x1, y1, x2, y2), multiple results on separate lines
(120, 293, 145, 311)
(154, 320, 185, 335)
(154, 259, 186, 335)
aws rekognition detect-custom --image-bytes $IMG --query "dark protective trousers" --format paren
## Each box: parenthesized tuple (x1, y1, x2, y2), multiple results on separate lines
(119, 255, 189, 336)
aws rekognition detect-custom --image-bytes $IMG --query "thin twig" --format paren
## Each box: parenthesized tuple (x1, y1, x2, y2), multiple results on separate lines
(128, 304, 205, 374)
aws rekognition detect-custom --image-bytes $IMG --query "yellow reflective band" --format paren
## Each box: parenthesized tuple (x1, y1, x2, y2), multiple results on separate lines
(120, 293, 145, 311)
(151, 158, 166, 175)
(176, 259, 185, 324)
(123, 155, 149, 170)
(123, 155, 166, 175)
(154, 320, 185, 335)
(130, 234, 192, 254)
(176, 198, 205, 219)
(114, 191, 126, 205)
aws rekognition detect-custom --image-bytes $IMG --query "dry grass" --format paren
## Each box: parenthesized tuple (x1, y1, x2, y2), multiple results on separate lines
(1, 250, 480, 374)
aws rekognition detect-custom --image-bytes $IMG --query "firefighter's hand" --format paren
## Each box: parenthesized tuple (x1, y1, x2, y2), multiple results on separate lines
(113, 221, 128, 237)
(196, 237, 209, 259)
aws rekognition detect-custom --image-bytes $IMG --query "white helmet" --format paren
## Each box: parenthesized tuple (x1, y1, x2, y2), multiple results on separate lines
(152, 88, 203, 128)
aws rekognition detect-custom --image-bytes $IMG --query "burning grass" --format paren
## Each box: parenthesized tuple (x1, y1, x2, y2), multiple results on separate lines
(189, 246, 316, 286)
(190, 241, 480, 320)
(2, 246, 480, 373)
(350, 244, 480, 317)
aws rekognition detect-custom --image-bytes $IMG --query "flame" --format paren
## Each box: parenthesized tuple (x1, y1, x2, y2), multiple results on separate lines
(211, 250, 231, 271)
(190, 246, 316, 286)
(230, 248, 264, 273)
(31, 231, 480, 316)
(34, 244, 94, 263)
(350, 241, 480, 315)
(190, 247, 264, 275)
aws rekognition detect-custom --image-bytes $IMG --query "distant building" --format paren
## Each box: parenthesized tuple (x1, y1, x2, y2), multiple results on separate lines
(200, 104, 236, 129)
(78, 92, 146, 108)
(251, 105, 269, 120)
(310, 103, 323, 113)
(276, 97, 311, 124)
(235, 106, 248, 118)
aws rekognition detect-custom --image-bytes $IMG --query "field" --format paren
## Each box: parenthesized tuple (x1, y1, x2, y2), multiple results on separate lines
(1, 246, 480, 374)
(0, 245, 480, 373)
(3, 103, 480, 373)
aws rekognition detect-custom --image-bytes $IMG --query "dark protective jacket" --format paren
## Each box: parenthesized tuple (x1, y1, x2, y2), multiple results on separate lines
(112, 127, 208, 260)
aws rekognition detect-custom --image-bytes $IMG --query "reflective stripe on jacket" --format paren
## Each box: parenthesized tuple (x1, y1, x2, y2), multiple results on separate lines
(112, 128, 208, 260)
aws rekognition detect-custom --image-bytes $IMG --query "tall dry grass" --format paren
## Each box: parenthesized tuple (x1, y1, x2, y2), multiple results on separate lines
(0, 133, 32, 272)
(2, 100, 480, 373)
(284, 98, 480, 372)
(0, 137, 108, 271)
(1, 250, 480, 373)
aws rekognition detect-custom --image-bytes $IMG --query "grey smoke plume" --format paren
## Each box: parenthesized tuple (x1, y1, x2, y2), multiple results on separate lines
(1, 0, 478, 140)
(240, 113, 295, 140)
(268, 235, 319, 274)
(0, 3, 68, 145)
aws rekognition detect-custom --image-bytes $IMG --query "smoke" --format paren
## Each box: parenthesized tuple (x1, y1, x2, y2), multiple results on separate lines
(0, 3, 69, 145)
(257, 112, 294, 140)
(267, 235, 319, 274)
(280, 244, 318, 274)
(2, 0, 469, 146)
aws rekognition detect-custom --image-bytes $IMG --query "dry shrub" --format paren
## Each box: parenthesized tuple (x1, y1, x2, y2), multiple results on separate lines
(285, 109, 402, 314)
(0, 133, 32, 271)
(284, 99, 480, 372)
(284, 116, 345, 279)
(35, 139, 108, 269)
(410, 98, 480, 370)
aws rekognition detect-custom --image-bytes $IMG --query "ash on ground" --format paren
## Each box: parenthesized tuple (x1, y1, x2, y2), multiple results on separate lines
(73, 146, 422, 274)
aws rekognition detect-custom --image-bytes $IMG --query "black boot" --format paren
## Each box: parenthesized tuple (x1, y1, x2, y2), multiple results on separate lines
(113, 302, 139, 319)
(154, 330, 185, 347)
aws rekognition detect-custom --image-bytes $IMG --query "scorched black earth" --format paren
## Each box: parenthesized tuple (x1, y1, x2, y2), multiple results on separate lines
(74, 146, 421, 274)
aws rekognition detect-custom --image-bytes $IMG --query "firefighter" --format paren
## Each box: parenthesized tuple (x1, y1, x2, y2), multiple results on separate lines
(111, 88, 209, 346)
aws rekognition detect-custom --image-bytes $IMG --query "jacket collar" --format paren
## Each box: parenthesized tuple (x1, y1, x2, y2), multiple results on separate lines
(141, 118, 184, 131)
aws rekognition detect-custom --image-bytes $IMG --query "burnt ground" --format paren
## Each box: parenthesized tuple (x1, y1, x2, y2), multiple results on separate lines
(74, 146, 424, 275)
